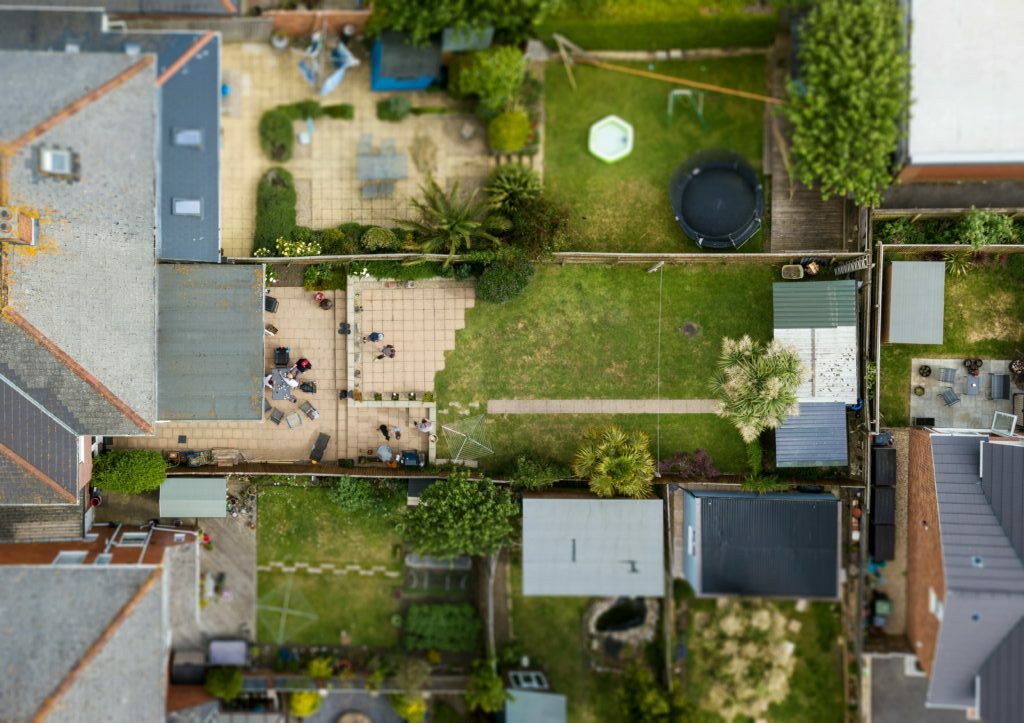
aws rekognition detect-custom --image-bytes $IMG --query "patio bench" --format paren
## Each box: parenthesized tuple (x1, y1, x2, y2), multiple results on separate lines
(309, 433, 330, 463)
(1014, 393, 1024, 430)
(269, 408, 284, 426)
(939, 388, 961, 407)
(300, 401, 319, 420)
(990, 373, 1010, 400)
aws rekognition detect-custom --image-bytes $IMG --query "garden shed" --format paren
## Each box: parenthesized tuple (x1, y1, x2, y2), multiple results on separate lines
(775, 402, 848, 468)
(159, 477, 226, 518)
(504, 690, 567, 723)
(371, 32, 441, 92)
(522, 498, 664, 597)
(681, 490, 841, 599)
(884, 261, 945, 344)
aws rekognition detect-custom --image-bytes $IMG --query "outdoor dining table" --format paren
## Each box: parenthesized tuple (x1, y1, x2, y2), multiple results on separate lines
(357, 152, 408, 181)
(965, 376, 981, 396)
(270, 368, 295, 401)
(377, 444, 394, 462)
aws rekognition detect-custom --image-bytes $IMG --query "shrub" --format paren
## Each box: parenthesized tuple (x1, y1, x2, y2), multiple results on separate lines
(204, 667, 242, 701)
(377, 96, 412, 121)
(487, 110, 530, 153)
(275, 236, 321, 257)
(742, 473, 788, 494)
(277, 100, 324, 120)
(875, 217, 928, 245)
(391, 695, 427, 722)
(323, 103, 354, 119)
(465, 660, 509, 713)
(254, 168, 297, 252)
(658, 449, 720, 478)
(573, 426, 655, 499)
(486, 164, 541, 215)
(360, 226, 403, 252)
(316, 227, 360, 255)
(289, 691, 321, 718)
(326, 477, 403, 517)
(404, 603, 481, 652)
(510, 456, 567, 490)
(616, 664, 694, 723)
(259, 109, 294, 162)
(746, 441, 763, 474)
(456, 46, 526, 113)
(303, 262, 347, 291)
(401, 178, 506, 264)
(307, 657, 334, 679)
(504, 195, 571, 259)
(353, 260, 447, 281)
(91, 450, 166, 494)
(432, 702, 462, 723)
(957, 208, 1018, 249)
(944, 249, 974, 277)
(477, 258, 534, 303)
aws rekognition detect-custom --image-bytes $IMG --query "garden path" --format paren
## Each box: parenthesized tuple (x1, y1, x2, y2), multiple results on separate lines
(486, 399, 719, 414)
(257, 560, 401, 578)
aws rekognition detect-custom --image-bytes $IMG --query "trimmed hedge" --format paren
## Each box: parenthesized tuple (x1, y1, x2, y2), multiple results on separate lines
(487, 110, 530, 153)
(259, 109, 294, 162)
(254, 168, 297, 253)
(404, 603, 481, 652)
(323, 103, 355, 119)
(377, 96, 412, 121)
(476, 258, 534, 303)
(360, 226, 402, 252)
(91, 450, 166, 494)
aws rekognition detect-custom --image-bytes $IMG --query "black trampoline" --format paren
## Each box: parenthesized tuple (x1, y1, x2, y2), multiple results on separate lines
(669, 149, 764, 250)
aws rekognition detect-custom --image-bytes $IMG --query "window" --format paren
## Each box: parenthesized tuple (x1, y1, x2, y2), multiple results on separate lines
(39, 148, 73, 176)
(95, 553, 113, 565)
(53, 551, 87, 566)
(78, 436, 86, 465)
(172, 128, 203, 148)
(687, 525, 696, 556)
(119, 531, 148, 546)
(172, 198, 202, 217)
(509, 671, 549, 690)
(928, 587, 944, 621)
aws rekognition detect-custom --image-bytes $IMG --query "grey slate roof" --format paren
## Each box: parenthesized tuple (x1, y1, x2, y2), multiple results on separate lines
(886, 262, 945, 344)
(0, 500, 82, 542)
(158, 265, 264, 420)
(379, 32, 442, 79)
(0, 376, 78, 504)
(522, 498, 664, 597)
(927, 435, 1024, 715)
(0, 567, 166, 722)
(0, 0, 236, 15)
(775, 402, 848, 468)
(2, 48, 159, 425)
(0, 8, 222, 262)
(688, 490, 840, 598)
(772, 280, 857, 329)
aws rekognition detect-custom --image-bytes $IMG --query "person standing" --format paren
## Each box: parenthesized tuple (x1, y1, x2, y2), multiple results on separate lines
(376, 345, 396, 360)
(363, 331, 384, 343)
(378, 424, 390, 440)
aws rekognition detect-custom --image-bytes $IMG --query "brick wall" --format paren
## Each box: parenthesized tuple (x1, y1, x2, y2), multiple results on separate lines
(906, 428, 944, 675)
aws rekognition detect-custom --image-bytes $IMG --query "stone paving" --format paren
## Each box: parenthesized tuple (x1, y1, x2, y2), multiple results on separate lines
(257, 560, 401, 578)
(908, 358, 1015, 429)
(487, 399, 721, 414)
(219, 43, 492, 258)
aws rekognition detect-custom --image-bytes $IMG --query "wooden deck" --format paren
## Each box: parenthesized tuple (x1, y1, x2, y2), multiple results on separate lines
(765, 34, 850, 253)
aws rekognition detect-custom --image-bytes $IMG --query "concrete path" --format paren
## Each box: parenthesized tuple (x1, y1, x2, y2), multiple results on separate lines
(487, 399, 720, 414)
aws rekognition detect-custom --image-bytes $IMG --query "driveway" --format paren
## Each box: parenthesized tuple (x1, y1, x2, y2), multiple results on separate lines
(868, 656, 969, 723)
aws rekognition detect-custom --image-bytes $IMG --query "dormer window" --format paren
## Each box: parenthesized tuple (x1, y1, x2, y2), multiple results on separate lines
(172, 198, 202, 217)
(172, 128, 203, 149)
(39, 148, 75, 178)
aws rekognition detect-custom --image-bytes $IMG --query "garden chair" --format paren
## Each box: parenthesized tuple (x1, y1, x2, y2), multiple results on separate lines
(379, 181, 395, 198)
(938, 367, 957, 384)
(989, 373, 1010, 400)
(309, 433, 330, 463)
(939, 388, 961, 407)
(269, 408, 284, 426)
(300, 401, 320, 420)
(357, 133, 373, 155)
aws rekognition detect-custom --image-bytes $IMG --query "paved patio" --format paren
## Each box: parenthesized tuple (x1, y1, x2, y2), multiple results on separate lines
(220, 43, 492, 258)
(908, 358, 1016, 428)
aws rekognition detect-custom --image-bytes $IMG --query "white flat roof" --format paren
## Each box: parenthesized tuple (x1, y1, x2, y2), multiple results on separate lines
(909, 0, 1024, 164)
(775, 327, 858, 403)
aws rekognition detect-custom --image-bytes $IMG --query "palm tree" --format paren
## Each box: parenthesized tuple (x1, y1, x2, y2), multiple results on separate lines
(400, 177, 507, 266)
(711, 336, 804, 443)
(572, 426, 655, 499)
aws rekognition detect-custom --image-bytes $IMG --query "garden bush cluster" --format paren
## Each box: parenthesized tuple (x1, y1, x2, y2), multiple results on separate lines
(92, 450, 166, 494)
(875, 209, 1022, 248)
(259, 100, 354, 162)
(404, 603, 481, 652)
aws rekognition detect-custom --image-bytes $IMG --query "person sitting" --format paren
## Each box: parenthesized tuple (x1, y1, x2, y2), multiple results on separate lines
(263, 373, 274, 389)
(416, 418, 435, 433)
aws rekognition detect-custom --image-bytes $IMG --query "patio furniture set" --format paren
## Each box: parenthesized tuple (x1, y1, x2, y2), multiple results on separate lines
(916, 361, 1011, 407)
(357, 134, 407, 199)
(265, 347, 320, 426)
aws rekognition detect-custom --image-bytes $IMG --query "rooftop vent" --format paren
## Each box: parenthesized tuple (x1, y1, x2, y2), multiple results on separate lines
(172, 128, 203, 148)
(38, 147, 78, 180)
(125, 42, 141, 57)
(0, 208, 39, 246)
(172, 198, 202, 217)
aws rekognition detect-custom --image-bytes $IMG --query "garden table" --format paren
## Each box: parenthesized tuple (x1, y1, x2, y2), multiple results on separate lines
(270, 368, 294, 401)
(377, 444, 393, 462)
(966, 376, 981, 396)
(357, 152, 408, 181)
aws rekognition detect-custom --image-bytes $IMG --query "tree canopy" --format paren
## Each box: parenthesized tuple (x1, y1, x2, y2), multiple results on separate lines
(572, 426, 655, 499)
(369, 0, 561, 45)
(91, 450, 166, 494)
(784, 0, 909, 207)
(404, 470, 518, 557)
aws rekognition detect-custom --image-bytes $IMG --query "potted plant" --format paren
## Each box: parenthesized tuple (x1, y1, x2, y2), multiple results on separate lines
(408, 392, 417, 401)
(391, 392, 400, 401)
(914, 385, 926, 397)
(918, 365, 931, 378)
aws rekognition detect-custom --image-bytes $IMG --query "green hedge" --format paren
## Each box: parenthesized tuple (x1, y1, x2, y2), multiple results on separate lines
(254, 168, 297, 252)
(476, 258, 534, 303)
(92, 450, 166, 494)
(377, 96, 412, 121)
(323, 103, 355, 119)
(487, 110, 530, 153)
(404, 603, 481, 652)
(259, 109, 294, 162)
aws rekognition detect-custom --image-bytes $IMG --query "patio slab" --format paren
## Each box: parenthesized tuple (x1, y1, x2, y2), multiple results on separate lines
(907, 358, 1015, 429)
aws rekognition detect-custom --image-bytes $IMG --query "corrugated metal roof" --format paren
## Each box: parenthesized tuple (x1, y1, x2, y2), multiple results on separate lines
(773, 280, 857, 329)
(379, 32, 441, 78)
(775, 402, 848, 468)
(887, 262, 945, 344)
(689, 490, 840, 598)
(157, 265, 264, 421)
(980, 617, 1024, 723)
(522, 498, 664, 597)
(160, 477, 226, 518)
(505, 690, 567, 723)
(927, 435, 1024, 710)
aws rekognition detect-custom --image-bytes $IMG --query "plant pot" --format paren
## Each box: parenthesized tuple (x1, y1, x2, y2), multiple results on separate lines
(271, 32, 289, 51)
(913, 385, 925, 397)
(918, 365, 931, 378)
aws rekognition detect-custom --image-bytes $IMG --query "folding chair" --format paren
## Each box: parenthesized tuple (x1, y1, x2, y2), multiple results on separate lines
(939, 388, 961, 407)
(269, 408, 284, 426)
(938, 367, 957, 384)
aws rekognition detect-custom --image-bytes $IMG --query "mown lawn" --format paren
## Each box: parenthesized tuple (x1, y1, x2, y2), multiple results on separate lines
(879, 256, 1024, 426)
(686, 599, 845, 722)
(256, 484, 404, 646)
(435, 264, 775, 473)
(510, 562, 619, 723)
(543, 56, 769, 253)
(537, 0, 778, 51)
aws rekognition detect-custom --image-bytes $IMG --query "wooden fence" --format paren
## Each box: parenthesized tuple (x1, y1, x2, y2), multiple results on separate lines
(231, 250, 870, 265)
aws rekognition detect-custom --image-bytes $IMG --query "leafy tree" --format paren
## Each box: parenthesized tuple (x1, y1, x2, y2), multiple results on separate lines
(477, 258, 534, 303)
(289, 691, 322, 718)
(204, 667, 242, 701)
(784, 0, 909, 206)
(572, 426, 655, 499)
(91, 450, 166, 494)
(510, 455, 567, 490)
(616, 664, 695, 723)
(369, 0, 559, 45)
(456, 47, 527, 113)
(404, 470, 518, 557)
(465, 659, 510, 713)
(486, 164, 541, 216)
(400, 178, 507, 266)
(488, 110, 531, 152)
(711, 336, 803, 443)
(957, 208, 1018, 249)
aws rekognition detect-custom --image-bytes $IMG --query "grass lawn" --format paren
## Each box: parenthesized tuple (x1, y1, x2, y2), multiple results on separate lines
(686, 599, 845, 722)
(510, 562, 619, 723)
(435, 264, 775, 473)
(537, 0, 778, 51)
(879, 256, 1024, 426)
(544, 57, 769, 253)
(256, 485, 404, 647)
